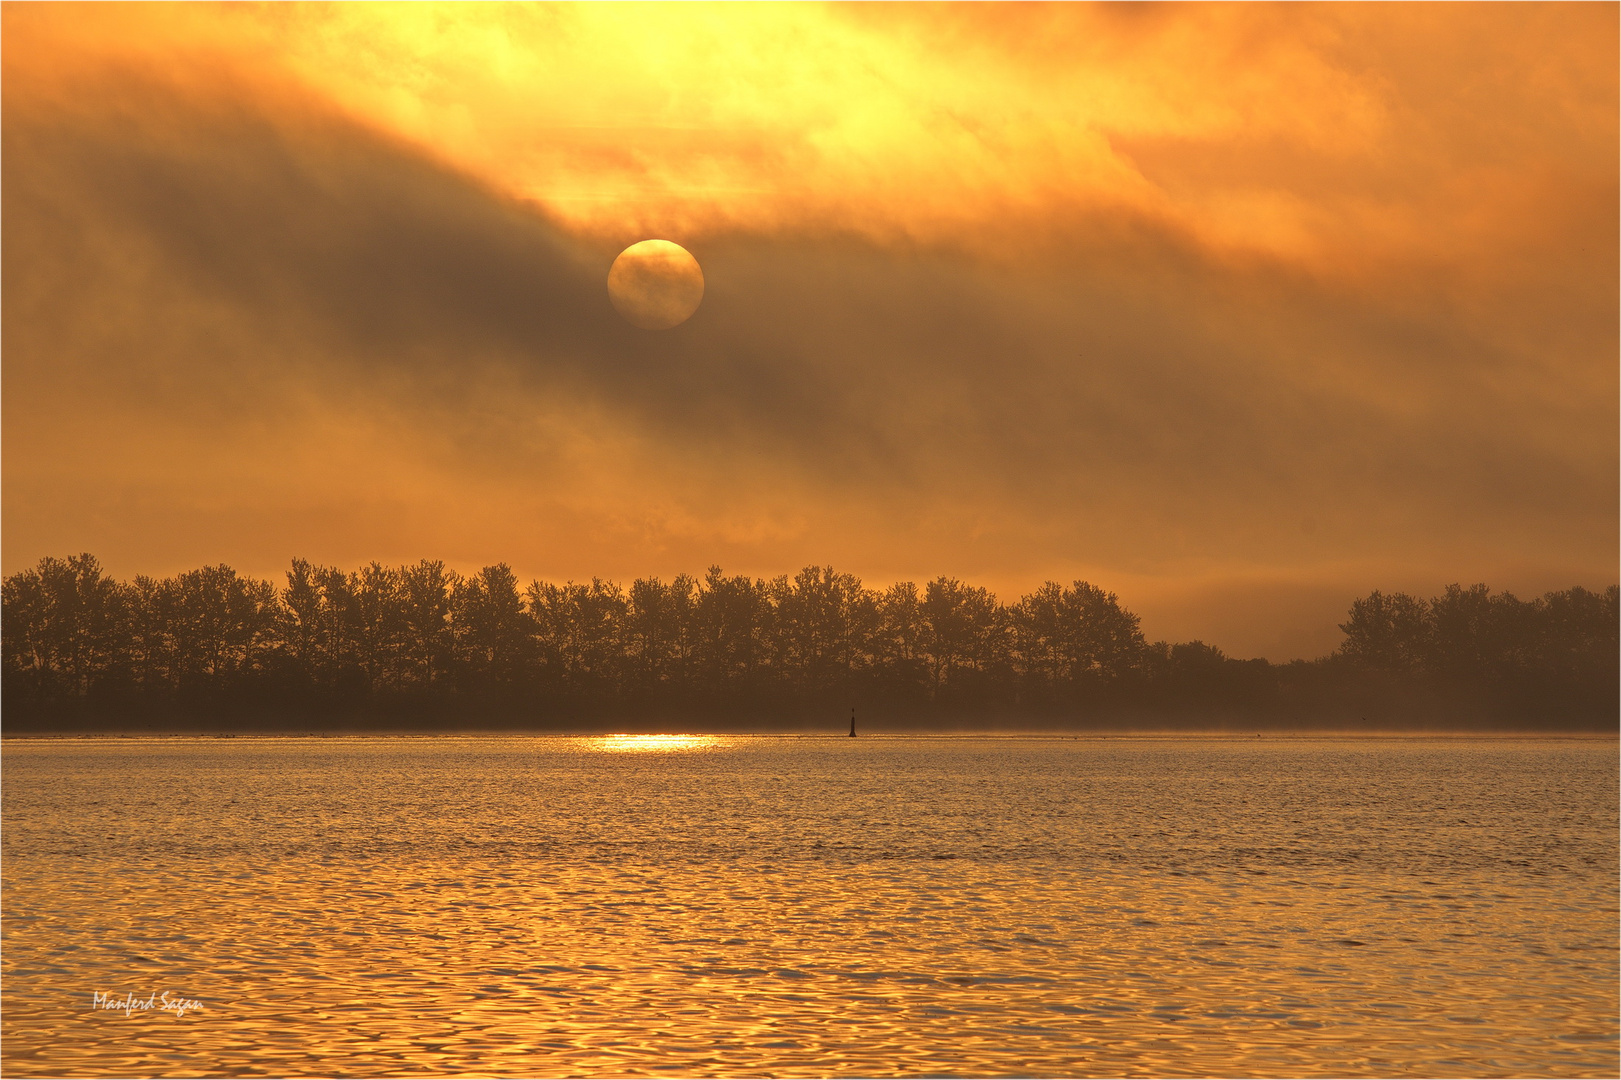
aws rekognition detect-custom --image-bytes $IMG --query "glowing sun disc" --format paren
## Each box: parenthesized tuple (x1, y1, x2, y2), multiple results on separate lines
(607, 239, 705, 329)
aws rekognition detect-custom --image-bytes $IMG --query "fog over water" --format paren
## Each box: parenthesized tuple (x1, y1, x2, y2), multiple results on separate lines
(3, 735, 1616, 1077)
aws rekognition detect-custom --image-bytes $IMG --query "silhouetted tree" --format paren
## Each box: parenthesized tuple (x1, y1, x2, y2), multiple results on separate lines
(1141, 640, 1275, 715)
(123, 574, 169, 696)
(871, 581, 929, 699)
(624, 575, 698, 697)
(1, 554, 127, 700)
(346, 563, 408, 693)
(159, 565, 282, 694)
(1012, 580, 1146, 702)
(399, 560, 458, 691)
(451, 564, 534, 695)
(1536, 585, 1619, 678)
(3, 554, 1615, 729)
(1428, 583, 1525, 681)
(767, 566, 879, 700)
(691, 567, 771, 699)
(281, 559, 322, 680)
(1338, 590, 1431, 674)
(919, 577, 1005, 702)
(528, 578, 628, 699)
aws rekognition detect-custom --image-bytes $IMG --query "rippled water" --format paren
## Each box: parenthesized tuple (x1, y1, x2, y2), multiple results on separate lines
(3, 735, 1616, 1078)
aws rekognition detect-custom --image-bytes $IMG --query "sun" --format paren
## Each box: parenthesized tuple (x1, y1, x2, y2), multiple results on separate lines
(606, 240, 705, 329)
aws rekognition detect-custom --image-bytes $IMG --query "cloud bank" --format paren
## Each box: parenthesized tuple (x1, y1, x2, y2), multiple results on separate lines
(4, 3, 1615, 659)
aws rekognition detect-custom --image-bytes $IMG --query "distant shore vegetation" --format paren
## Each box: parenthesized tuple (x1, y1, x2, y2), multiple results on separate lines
(3, 555, 1615, 731)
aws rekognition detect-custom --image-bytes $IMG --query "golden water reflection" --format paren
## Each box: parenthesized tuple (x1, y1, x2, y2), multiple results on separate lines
(2, 736, 1616, 1078)
(593, 733, 721, 752)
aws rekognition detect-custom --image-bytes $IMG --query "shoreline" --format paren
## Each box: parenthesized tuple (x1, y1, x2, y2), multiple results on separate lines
(5, 729, 1615, 742)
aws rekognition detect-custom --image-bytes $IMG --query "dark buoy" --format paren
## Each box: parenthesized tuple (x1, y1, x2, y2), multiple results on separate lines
(849, 707, 857, 737)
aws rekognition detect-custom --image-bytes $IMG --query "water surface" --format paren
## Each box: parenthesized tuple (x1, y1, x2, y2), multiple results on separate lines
(3, 735, 1616, 1077)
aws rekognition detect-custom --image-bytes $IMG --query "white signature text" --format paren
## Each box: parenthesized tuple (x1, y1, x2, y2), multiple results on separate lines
(90, 990, 205, 1018)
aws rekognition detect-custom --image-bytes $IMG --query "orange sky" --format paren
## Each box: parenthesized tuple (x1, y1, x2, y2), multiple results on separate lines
(4, 2, 1616, 659)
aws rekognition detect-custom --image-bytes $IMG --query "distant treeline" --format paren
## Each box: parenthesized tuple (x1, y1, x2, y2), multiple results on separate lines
(2, 555, 1615, 731)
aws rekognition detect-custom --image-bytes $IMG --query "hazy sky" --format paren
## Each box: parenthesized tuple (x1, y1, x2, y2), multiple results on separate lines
(4, 2, 1616, 659)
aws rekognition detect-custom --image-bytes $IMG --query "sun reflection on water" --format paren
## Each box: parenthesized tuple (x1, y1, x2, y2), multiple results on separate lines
(593, 733, 718, 752)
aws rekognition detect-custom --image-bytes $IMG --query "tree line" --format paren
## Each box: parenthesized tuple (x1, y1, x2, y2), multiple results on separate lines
(2, 554, 1615, 730)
